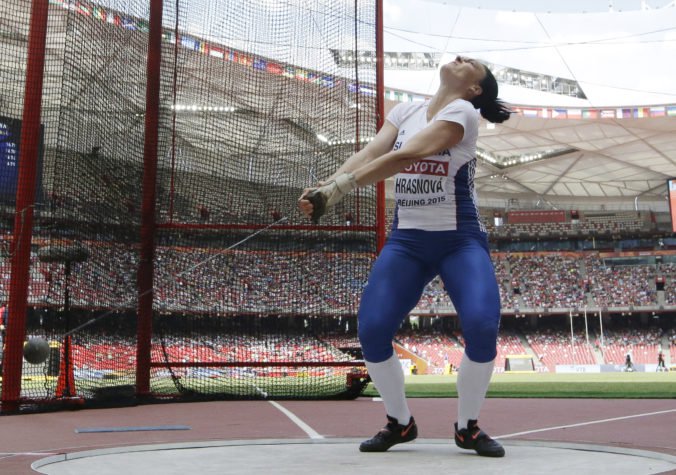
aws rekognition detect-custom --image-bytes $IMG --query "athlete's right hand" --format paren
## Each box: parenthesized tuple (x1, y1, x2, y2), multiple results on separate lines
(298, 174, 358, 223)
(298, 187, 318, 220)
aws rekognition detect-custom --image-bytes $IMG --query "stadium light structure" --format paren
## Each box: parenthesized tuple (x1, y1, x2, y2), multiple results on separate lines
(477, 147, 578, 169)
(170, 104, 237, 113)
(330, 49, 442, 70)
(487, 62, 587, 99)
(326, 136, 374, 146)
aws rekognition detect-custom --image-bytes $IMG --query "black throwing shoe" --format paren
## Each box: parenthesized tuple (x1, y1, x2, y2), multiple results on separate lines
(454, 419, 505, 457)
(359, 415, 418, 452)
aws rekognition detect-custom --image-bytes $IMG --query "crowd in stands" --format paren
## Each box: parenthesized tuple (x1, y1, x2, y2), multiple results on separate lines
(585, 257, 657, 307)
(510, 255, 586, 309)
(483, 211, 649, 237)
(493, 258, 519, 309)
(413, 253, 668, 312)
(71, 332, 355, 374)
(318, 332, 361, 350)
(526, 328, 597, 372)
(0, 241, 374, 315)
(396, 329, 465, 372)
(1, 240, 675, 314)
(60, 324, 669, 377)
(665, 284, 676, 306)
(660, 263, 676, 274)
(392, 325, 669, 374)
(598, 327, 663, 365)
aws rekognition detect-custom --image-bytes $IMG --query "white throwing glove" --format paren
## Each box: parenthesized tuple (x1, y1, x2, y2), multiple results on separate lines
(319, 172, 358, 207)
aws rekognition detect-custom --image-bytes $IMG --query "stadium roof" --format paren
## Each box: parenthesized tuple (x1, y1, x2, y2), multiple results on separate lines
(5, 0, 675, 211)
(472, 111, 675, 206)
(382, 1, 676, 208)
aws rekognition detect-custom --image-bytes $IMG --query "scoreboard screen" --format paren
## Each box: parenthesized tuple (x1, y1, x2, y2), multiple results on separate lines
(669, 179, 676, 233)
(0, 116, 43, 204)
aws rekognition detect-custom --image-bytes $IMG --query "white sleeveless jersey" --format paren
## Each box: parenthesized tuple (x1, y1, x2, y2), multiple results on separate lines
(387, 99, 485, 232)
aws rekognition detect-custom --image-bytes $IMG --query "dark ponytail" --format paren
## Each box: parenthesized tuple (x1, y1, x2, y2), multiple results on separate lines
(470, 65, 512, 124)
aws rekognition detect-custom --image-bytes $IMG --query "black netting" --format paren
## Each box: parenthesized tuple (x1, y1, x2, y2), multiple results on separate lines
(1, 0, 378, 408)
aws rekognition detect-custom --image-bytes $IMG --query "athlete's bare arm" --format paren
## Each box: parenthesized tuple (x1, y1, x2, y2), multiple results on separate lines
(351, 119, 464, 188)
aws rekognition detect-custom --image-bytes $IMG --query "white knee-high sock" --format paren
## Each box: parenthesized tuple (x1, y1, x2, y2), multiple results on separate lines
(456, 353, 495, 430)
(365, 353, 411, 425)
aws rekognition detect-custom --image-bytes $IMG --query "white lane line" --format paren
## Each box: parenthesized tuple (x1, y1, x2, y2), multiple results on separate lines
(496, 408, 676, 439)
(268, 400, 324, 440)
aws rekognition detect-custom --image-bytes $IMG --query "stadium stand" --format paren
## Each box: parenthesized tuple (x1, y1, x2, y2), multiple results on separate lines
(1, 234, 674, 317)
(2, 210, 675, 378)
(524, 329, 597, 372)
(599, 327, 664, 365)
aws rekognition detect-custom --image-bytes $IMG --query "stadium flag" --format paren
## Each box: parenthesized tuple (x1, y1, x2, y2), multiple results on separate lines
(266, 62, 283, 75)
(568, 109, 582, 119)
(522, 108, 538, 118)
(321, 75, 335, 88)
(667, 106, 676, 117)
(209, 46, 224, 59)
(92, 6, 106, 21)
(540, 108, 549, 118)
(295, 68, 309, 80)
(121, 16, 137, 31)
(636, 107, 650, 118)
(582, 109, 598, 119)
(552, 109, 567, 119)
(181, 36, 199, 51)
(77, 4, 91, 16)
(253, 58, 267, 71)
(308, 72, 322, 85)
(650, 106, 666, 117)
(283, 66, 295, 78)
(600, 110, 615, 119)
(238, 54, 253, 66)
(162, 31, 176, 44)
(622, 108, 633, 118)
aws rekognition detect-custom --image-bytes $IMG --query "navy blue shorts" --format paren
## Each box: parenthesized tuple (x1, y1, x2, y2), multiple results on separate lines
(357, 229, 501, 363)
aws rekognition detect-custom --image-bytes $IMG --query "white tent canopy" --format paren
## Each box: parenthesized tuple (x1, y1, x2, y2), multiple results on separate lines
(383, 2, 676, 209)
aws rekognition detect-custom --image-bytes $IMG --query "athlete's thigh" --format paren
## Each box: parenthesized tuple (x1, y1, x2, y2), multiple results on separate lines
(437, 238, 500, 322)
(358, 242, 432, 333)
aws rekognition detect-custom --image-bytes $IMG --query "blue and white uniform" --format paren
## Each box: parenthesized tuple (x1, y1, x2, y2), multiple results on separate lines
(389, 99, 485, 233)
(358, 99, 501, 364)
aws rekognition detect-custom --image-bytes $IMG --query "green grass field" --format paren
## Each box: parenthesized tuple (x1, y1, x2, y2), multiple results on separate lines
(361, 372, 676, 399)
(9, 371, 676, 401)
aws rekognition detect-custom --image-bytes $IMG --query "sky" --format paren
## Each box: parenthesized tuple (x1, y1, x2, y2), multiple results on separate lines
(383, 0, 676, 106)
(424, 0, 676, 13)
(91, 0, 676, 107)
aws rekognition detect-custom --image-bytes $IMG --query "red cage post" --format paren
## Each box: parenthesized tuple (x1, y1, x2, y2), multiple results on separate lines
(1, 0, 49, 413)
(136, 0, 164, 397)
(375, 0, 386, 252)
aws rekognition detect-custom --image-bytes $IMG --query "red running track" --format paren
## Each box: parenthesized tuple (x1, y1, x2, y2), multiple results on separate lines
(0, 398, 675, 474)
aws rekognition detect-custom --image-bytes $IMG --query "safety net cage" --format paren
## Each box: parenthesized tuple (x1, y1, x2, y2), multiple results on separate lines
(0, 0, 382, 412)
